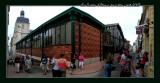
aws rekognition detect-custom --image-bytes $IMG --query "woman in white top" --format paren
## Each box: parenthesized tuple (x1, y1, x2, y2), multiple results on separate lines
(25, 55, 32, 73)
(47, 58, 50, 72)
(52, 59, 61, 77)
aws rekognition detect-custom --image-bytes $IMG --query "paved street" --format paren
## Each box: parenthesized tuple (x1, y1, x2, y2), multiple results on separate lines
(6, 53, 137, 78)
(6, 61, 104, 78)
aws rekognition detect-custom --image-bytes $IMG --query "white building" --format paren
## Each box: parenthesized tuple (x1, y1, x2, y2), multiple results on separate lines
(10, 10, 30, 57)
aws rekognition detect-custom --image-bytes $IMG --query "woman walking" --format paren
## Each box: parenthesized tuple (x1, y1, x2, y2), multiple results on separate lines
(41, 54, 48, 75)
(14, 55, 21, 73)
(104, 52, 113, 77)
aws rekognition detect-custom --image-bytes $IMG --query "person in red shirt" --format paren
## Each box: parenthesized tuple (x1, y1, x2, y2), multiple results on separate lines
(78, 53, 85, 69)
(140, 52, 148, 77)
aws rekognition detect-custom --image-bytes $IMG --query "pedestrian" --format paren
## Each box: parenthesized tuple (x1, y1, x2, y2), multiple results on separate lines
(135, 63, 141, 77)
(52, 58, 61, 77)
(20, 55, 26, 72)
(51, 56, 56, 69)
(119, 51, 127, 77)
(41, 54, 48, 75)
(70, 55, 77, 74)
(125, 58, 132, 77)
(78, 53, 85, 69)
(136, 49, 140, 64)
(47, 58, 50, 72)
(57, 54, 68, 77)
(104, 52, 113, 77)
(139, 52, 148, 77)
(117, 53, 121, 63)
(119, 51, 126, 66)
(14, 55, 21, 73)
(25, 55, 32, 73)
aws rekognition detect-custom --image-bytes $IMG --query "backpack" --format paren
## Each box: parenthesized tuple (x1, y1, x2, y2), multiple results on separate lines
(58, 59, 66, 71)
(41, 58, 47, 64)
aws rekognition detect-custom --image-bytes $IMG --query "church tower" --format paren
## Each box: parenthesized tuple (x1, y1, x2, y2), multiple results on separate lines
(10, 10, 30, 56)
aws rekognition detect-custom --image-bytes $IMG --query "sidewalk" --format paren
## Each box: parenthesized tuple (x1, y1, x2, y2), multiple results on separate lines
(6, 60, 104, 78)
(66, 53, 121, 77)
(67, 61, 103, 75)
(6, 53, 127, 78)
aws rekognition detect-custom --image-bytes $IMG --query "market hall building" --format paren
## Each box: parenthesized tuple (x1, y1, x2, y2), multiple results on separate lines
(16, 7, 105, 62)
(16, 7, 104, 60)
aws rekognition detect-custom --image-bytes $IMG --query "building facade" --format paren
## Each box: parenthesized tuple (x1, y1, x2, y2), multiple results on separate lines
(136, 5, 154, 77)
(7, 6, 10, 60)
(103, 23, 125, 58)
(10, 10, 30, 57)
(16, 7, 104, 63)
(143, 5, 154, 78)
(124, 40, 130, 50)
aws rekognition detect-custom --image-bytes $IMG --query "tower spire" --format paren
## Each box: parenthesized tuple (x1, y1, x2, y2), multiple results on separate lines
(20, 10, 24, 17)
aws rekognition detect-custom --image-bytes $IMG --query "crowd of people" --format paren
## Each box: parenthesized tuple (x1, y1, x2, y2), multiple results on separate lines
(9, 53, 86, 77)
(103, 47, 149, 78)
(41, 53, 85, 77)
(14, 54, 32, 73)
(134, 47, 149, 77)
(8, 47, 149, 78)
(49, 53, 85, 77)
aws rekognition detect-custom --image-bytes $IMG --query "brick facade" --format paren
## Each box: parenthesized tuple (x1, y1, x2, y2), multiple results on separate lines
(77, 21, 100, 58)
(43, 45, 71, 61)
(17, 45, 71, 61)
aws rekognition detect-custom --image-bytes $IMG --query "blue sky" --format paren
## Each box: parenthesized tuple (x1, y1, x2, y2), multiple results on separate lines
(8, 6, 142, 46)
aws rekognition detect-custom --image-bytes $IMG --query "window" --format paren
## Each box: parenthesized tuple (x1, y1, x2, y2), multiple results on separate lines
(66, 22, 71, 44)
(49, 28, 52, 45)
(26, 38, 30, 48)
(37, 34, 41, 48)
(22, 41, 25, 49)
(39, 33, 42, 47)
(56, 26, 60, 44)
(42, 31, 45, 47)
(52, 28, 55, 45)
(44, 30, 49, 47)
(60, 24, 66, 44)
(33, 35, 36, 48)
(46, 29, 49, 46)
(35, 35, 37, 48)
(19, 42, 21, 49)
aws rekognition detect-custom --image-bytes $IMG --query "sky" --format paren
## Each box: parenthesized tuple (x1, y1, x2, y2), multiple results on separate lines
(8, 6, 142, 46)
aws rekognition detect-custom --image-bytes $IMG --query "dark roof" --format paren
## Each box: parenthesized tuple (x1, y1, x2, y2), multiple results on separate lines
(16, 7, 105, 44)
(16, 17, 29, 24)
(105, 23, 125, 40)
